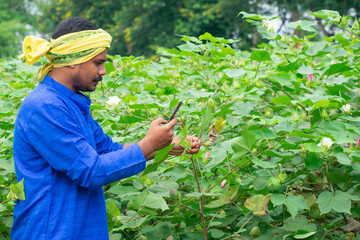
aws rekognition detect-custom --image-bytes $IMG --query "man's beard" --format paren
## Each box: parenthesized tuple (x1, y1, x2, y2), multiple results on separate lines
(72, 75, 103, 92)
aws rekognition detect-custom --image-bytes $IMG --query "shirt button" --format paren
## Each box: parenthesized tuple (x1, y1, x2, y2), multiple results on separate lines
(80, 97, 83, 99)
(83, 112, 86, 115)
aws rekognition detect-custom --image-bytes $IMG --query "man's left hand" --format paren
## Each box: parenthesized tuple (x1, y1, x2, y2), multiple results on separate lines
(170, 136, 201, 156)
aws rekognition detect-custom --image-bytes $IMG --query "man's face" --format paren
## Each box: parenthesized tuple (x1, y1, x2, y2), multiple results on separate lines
(71, 50, 107, 92)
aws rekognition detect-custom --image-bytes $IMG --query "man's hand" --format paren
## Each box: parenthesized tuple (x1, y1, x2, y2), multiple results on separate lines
(169, 136, 202, 156)
(138, 118, 177, 159)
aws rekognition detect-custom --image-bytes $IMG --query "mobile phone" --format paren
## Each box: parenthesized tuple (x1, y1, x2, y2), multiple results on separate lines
(169, 100, 183, 121)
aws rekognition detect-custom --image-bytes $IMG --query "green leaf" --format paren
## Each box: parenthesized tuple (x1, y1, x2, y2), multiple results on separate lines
(268, 72, 292, 86)
(209, 229, 224, 238)
(230, 130, 258, 159)
(105, 62, 116, 74)
(316, 190, 352, 215)
(256, 25, 281, 40)
(334, 152, 352, 165)
(272, 95, 292, 105)
(312, 99, 329, 109)
(250, 50, 272, 62)
(323, 62, 353, 76)
(107, 199, 120, 217)
(132, 188, 169, 212)
(271, 194, 309, 218)
(244, 194, 271, 216)
(142, 192, 169, 211)
(142, 144, 175, 176)
(120, 211, 149, 229)
(293, 231, 316, 239)
(310, 10, 341, 22)
(9, 178, 25, 201)
(224, 69, 246, 78)
(199, 100, 215, 134)
(304, 152, 323, 170)
(252, 158, 277, 169)
(199, 32, 218, 42)
(177, 41, 199, 52)
(305, 42, 332, 56)
(205, 185, 239, 208)
(282, 215, 317, 232)
(238, 11, 278, 21)
(287, 20, 317, 32)
(303, 143, 324, 152)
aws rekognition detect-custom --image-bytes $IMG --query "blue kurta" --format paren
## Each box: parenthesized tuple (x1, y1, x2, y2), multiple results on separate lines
(11, 76, 146, 239)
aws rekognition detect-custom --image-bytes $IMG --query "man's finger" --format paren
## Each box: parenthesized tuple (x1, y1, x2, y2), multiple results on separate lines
(166, 118, 177, 128)
(152, 118, 167, 126)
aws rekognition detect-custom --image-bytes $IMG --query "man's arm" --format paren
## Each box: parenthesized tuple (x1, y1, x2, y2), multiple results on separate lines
(124, 135, 202, 159)
(25, 104, 175, 188)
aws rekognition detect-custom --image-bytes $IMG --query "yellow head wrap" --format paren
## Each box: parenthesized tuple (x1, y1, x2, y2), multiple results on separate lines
(18, 29, 112, 81)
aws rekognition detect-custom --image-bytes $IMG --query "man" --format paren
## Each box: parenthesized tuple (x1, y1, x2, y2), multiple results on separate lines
(12, 17, 201, 239)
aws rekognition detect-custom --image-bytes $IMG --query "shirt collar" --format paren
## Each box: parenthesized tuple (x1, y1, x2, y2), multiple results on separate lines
(42, 75, 91, 110)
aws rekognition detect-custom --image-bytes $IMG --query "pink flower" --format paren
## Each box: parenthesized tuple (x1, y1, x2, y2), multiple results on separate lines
(346, 143, 350, 148)
(220, 180, 226, 188)
(357, 139, 360, 147)
(113, 62, 120, 71)
(205, 151, 210, 160)
(308, 74, 313, 81)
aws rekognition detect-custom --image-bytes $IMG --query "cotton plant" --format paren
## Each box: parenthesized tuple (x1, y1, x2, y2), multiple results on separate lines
(341, 104, 351, 114)
(105, 96, 121, 107)
(317, 137, 334, 151)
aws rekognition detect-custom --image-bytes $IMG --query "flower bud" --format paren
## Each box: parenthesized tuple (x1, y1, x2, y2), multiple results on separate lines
(202, 151, 210, 164)
(220, 180, 226, 188)
(250, 226, 261, 238)
(205, 151, 210, 160)
(357, 139, 360, 147)
(339, 16, 348, 27)
(352, 18, 359, 31)
(321, 109, 328, 118)
(308, 73, 313, 81)
(293, 111, 300, 122)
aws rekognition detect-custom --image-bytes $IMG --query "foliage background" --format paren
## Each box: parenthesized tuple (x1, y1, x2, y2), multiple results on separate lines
(1, 0, 360, 58)
(0, 1, 360, 240)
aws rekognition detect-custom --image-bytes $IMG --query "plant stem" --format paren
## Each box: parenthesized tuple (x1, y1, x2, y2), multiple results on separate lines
(163, 161, 194, 174)
(254, 61, 261, 79)
(221, 235, 249, 240)
(190, 155, 207, 240)
(239, 214, 254, 232)
(206, 209, 220, 230)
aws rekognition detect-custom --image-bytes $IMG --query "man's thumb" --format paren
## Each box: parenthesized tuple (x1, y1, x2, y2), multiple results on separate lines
(167, 118, 177, 128)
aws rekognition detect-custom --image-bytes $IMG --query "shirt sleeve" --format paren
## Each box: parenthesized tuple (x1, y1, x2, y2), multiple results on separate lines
(90, 117, 124, 154)
(25, 103, 146, 188)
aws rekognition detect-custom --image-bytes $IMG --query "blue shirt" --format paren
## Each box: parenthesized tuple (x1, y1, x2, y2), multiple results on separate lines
(11, 76, 146, 240)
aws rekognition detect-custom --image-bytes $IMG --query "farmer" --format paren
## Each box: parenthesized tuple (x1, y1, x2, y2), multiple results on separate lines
(12, 17, 201, 239)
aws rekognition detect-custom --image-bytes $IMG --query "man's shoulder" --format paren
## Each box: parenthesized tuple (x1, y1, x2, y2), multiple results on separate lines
(19, 84, 68, 116)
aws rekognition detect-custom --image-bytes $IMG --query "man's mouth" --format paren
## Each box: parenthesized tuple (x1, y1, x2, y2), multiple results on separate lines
(94, 76, 102, 82)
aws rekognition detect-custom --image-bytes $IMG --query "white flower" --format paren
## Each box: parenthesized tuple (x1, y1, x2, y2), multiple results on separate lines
(106, 96, 121, 106)
(342, 104, 351, 114)
(317, 137, 333, 150)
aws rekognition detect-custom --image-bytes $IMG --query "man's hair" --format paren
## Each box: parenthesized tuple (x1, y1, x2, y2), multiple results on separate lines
(51, 17, 99, 39)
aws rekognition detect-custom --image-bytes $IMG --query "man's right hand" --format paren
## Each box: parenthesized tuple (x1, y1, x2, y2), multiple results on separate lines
(138, 118, 177, 159)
